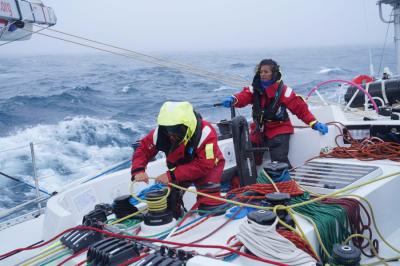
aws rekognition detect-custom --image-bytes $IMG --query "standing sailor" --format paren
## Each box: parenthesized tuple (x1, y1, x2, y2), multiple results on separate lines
(221, 59, 328, 167)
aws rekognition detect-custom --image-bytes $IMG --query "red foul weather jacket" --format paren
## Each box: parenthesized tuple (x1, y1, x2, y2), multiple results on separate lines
(131, 120, 225, 195)
(234, 82, 316, 141)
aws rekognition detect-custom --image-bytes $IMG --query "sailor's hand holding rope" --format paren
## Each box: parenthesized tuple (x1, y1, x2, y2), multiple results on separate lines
(133, 172, 150, 184)
(155, 173, 170, 185)
(133, 172, 170, 185)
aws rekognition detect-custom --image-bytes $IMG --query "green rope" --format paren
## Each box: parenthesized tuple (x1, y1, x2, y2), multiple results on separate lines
(290, 192, 351, 264)
(37, 250, 71, 266)
(106, 218, 141, 227)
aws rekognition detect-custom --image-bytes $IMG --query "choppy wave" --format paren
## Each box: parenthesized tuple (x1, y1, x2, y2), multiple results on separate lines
(0, 116, 139, 209)
(317, 66, 354, 75)
(213, 86, 236, 92)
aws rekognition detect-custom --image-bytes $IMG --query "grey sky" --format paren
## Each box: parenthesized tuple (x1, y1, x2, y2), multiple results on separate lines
(0, 0, 395, 54)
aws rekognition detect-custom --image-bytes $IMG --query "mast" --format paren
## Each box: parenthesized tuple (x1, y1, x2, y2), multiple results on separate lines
(379, 0, 400, 75)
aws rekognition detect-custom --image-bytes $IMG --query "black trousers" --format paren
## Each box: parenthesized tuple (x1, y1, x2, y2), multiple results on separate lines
(254, 133, 291, 168)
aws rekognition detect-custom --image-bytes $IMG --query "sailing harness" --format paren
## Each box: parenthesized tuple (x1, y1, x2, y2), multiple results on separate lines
(252, 81, 289, 133)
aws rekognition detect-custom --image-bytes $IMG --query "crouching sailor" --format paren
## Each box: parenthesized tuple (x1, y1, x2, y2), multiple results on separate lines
(131, 101, 225, 217)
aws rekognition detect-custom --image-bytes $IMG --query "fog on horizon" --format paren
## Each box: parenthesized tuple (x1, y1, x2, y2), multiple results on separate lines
(0, 0, 395, 55)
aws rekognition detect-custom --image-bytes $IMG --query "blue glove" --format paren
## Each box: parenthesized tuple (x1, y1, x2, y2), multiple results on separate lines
(313, 122, 328, 135)
(222, 96, 235, 108)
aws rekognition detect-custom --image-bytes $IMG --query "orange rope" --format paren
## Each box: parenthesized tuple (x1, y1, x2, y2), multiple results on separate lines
(227, 180, 304, 200)
(277, 229, 319, 261)
(320, 136, 400, 162)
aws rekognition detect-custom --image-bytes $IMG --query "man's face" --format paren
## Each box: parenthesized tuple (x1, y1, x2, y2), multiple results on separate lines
(165, 124, 188, 149)
(168, 132, 183, 144)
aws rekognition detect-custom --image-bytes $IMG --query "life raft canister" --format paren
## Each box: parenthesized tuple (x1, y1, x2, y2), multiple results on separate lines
(351, 74, 374, 85)
(345, 74, 400, 107)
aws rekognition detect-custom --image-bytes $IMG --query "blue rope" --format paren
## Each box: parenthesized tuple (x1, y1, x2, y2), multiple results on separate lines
(129, 183, 166, 206)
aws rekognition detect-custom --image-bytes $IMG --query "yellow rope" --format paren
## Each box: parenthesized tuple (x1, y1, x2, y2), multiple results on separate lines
(344, 234, 387, 265)
(155, 170, 400, 214)
(283, 171, 400, 210)
(19, 246, 66, 266)
(349, 195, 400, 254)
(129, 182, 170, 212)
(287, 209, 321, 260)
(260, 168, 280, 192)
(37, 241, 62, 254)
(110, 208, 147, 225)
(270, 205, 322, 260)
(124, 170, 399, 262)
(299, 184, 400, 257)
(363, 255, 400, 266)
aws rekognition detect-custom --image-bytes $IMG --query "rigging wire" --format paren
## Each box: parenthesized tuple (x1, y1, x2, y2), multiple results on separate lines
(33, 25, 248, 85)
(20, 27, 247, 88)
(363, 0, 375, 76)
(378, 9, 394, 76)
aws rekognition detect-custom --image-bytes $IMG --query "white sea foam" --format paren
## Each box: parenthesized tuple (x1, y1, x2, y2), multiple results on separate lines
(0, 116, 139, 193)
(213, 86, 235, 92)
(317, 67, 345, 74)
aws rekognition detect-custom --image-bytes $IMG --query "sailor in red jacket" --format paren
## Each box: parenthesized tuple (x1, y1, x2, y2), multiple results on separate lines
(222, 59, 328, 167)
(131, 101, 225, 210)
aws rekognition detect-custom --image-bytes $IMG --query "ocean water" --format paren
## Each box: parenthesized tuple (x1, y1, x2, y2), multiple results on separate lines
(0, 46, 396, 213)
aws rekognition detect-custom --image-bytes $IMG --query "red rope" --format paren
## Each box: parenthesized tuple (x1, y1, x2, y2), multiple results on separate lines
(1, 226, 288, 266)
(227, 180, 304, 200)
(171, 215, 211, 237)
(75, 259, 87, 266)
(117, 253, 149, 266)
(277, 229, 319, 261)
(321, 197, 377, 257)
(320, 132, 400, 162)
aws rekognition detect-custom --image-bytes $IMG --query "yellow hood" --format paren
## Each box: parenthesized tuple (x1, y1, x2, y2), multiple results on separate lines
(157, 101, 197, 139)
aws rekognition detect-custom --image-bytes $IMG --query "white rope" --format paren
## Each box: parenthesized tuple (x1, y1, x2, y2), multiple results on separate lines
(237, 216, 316, 266)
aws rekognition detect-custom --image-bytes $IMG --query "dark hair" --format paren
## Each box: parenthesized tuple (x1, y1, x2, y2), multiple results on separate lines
(255, 59, 279, 74)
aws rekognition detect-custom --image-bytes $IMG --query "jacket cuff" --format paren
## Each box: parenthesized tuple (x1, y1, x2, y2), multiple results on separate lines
(131, 167, 145, 176)
(232, 95, 238, 106)
(309, 120, 318, 128)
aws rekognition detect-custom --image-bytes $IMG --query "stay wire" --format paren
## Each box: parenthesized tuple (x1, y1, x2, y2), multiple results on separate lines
(363, 0, 375, 76)
(378, 9, 394, 76)
(22, 27, 246, 88)
(34, 25, 248, 86)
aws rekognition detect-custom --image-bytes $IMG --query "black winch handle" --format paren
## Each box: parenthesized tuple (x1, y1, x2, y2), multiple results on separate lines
(213, 103, 236, 119)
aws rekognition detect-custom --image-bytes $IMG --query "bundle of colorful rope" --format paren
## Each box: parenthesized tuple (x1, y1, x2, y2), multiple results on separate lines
(289, 192, 351, 264)
(320, 136, 400, 162)
(321, 197, 378, 257)
(227, 181, 304, 201)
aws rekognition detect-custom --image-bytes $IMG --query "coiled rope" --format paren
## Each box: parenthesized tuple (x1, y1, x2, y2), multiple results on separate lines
(129, 182, 170, 212)
(320, 136, 400, 162)
(237, 216, 317, 266)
